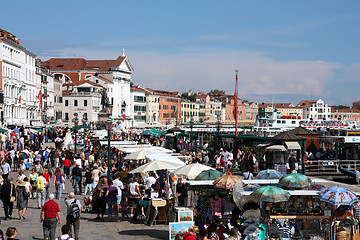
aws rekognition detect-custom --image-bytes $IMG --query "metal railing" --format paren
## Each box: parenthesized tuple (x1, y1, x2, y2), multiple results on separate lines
(305, 159, 360, 175)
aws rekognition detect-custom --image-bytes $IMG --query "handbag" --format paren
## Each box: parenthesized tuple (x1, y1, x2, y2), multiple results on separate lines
(10, 185, 15, 203)
(61, 175, 66, 183)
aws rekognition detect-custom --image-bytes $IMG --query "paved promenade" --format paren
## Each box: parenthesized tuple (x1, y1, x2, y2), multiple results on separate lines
(0, 171, 168, 240)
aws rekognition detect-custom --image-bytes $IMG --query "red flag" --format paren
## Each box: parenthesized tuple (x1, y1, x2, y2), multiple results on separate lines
(18, 96, 21, 104)
(233, 70, 239, 136)
(122, 114, 126, 120)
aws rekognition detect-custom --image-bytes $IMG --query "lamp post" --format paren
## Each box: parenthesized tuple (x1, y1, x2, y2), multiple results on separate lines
(105, 118, 113, 179)
(72, 113, 79, 154)
(105, 105, 113, 179)
(215, 115, 222, 150)
(189, 117, 194, 151)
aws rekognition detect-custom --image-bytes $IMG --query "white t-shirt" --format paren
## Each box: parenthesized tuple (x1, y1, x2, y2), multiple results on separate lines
(75, 158, 82, 168)
(144, 176, 156, 190)
(24, 182, 31, 192)
(129, 182, 139, 196)
(113, 179, 124, 197)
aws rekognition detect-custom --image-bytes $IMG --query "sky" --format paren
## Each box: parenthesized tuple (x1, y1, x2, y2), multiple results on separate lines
(2, 0, 360, 106)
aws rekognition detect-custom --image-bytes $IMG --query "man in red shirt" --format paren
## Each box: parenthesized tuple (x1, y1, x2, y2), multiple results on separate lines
(40, 194, 61, 240)
(63, 158, 71, 177)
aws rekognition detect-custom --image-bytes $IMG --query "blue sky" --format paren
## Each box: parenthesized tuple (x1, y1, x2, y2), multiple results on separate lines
(2, 0, 360, 105)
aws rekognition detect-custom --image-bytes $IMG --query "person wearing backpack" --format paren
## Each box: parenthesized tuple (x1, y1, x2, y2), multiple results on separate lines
(64, 192, 81, 240)
(36, 172, 48, 209)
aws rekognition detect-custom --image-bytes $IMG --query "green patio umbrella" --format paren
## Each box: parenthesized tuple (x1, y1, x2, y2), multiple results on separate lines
(143, 129, 162, 136)
(279, 173, 312, 189)
(195, 169, 223, 180)
(251, 185, 291, 203)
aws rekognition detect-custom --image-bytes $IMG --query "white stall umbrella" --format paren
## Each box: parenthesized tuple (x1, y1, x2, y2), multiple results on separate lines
(172, 163, 214, 180)
(124, 149, 163, 161)
(145, 153, 185, 166)
(129, 160, 184, 174)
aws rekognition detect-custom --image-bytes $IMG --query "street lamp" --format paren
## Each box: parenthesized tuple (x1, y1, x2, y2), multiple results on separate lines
(105, 118, 113, 179)
(215, 115, 222, 150)
(72, 113, 79, 154)
(189, 117, 194, 151)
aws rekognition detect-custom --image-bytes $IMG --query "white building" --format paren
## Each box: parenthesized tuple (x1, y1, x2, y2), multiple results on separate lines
(62, 81, 102, 124)
(0, 29, 37, 127)
(297, 99, 331, 120)
(43, 52, 134, 128)
(130, 86, 147, 126)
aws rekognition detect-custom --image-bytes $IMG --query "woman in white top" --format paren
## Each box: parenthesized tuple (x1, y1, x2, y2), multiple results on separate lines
(128, 177, 141, 215)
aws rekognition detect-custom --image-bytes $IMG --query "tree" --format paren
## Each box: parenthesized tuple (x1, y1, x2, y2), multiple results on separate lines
(208, 89, 225, 95)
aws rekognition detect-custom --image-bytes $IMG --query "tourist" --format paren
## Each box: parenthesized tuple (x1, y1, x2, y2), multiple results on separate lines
(43, 168, 51, 199)
(53, 168, 64, 200)
(94, 177, 108, 221)
(183, 226, 200, 240)
(71, 164, 82, 195)
(63, 157, 71, 178)
(29, 168, 38, 199)
(112, 173, 124, 212)
(55, 225, 74, 240)
(128, 177, 141, 215)
(36, 172, 48, 209)
(0, 178, 15, 220)
(176, 179, 188, 207)
(16, 170, 26, 182)
(91, 165, 102, 187)
(41, 194, 61, 240)
(5, 227, 18, 240)
(0, 159, 11, 183)
(34, 160, 43, 174)
(144, 172, 156, 190)
(83, 168, 93, 195)
(225, 227, 239, 240)
(64, 192, 81, 240)
(120, 197, 129, 220)
(106, 180, 119, 222)
(15, 179, 29, 220)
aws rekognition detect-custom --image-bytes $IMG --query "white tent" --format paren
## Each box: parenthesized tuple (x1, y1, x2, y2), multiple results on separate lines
(124, 149, 164, 161)
(172, 163, 214, 180)
(129, 160, 183, 173)
(145, 153, 185, 166)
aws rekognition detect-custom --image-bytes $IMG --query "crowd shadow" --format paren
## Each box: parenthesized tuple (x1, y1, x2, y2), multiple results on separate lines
(118, 229, 168, 240)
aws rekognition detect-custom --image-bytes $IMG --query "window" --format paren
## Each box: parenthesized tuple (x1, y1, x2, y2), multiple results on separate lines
(65, 100, 69, 107)
(84, 100, 87, 106)
(163, 113, 170, 118)
(65, 113, 69, 121)
(74, 100, 78, 107)
(59, 97, 63, 103)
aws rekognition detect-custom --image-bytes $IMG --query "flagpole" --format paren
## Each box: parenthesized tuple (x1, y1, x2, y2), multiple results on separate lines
(234, 70, 239, 136)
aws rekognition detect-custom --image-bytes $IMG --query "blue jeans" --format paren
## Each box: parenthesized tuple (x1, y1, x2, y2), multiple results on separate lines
(74, 176, 82, 194)
(55, 181, 62, 200)
(107, 198, 118, 217)
(45, 184, 50, 199)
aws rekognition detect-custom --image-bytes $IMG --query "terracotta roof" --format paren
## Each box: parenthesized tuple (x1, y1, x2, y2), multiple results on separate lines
(43, 56, 126, 72)
(86, 56, 125, 71)
(259, 103, 296, 109)
(62, 90, 71, 96)
(297, 100, 317, 108)
(331, 108, 360, 113)
(93, 75, 113, 83)
(131, 85, 152, 94)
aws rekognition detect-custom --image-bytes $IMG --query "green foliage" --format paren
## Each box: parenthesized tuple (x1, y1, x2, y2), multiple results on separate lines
(208, 89, 225, 95)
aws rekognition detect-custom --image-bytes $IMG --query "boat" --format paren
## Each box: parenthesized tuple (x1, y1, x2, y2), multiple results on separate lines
(338, 165, 356, 178)
(254, 107, 358, 132)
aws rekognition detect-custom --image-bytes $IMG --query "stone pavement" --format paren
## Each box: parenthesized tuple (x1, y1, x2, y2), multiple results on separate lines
(0, 170, 168, 240)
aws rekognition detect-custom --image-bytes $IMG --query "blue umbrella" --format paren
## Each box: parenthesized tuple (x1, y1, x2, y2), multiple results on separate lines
(18, 152, 29, 160)
(318, 186, 358, 207)
(255, 169, 283, 179)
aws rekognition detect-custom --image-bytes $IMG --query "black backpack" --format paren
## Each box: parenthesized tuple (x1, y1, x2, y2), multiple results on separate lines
(68, 199, 80, 219)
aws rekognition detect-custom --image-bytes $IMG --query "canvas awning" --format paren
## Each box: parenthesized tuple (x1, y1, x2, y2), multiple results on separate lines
(266, 145, 287, 152)
(285, 141, 301, 150)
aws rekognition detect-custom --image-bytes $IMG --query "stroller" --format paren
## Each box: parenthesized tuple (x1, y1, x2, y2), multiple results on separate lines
(83, 196, 93, 213)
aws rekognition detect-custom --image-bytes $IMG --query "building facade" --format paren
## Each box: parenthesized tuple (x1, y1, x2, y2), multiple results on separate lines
(181, 100, 200, 123)
(297, 99, 331, 120)
(1, 29, 37, 127)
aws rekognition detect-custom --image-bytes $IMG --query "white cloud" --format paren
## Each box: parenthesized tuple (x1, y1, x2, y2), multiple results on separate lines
(40, 48, 349, 102)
